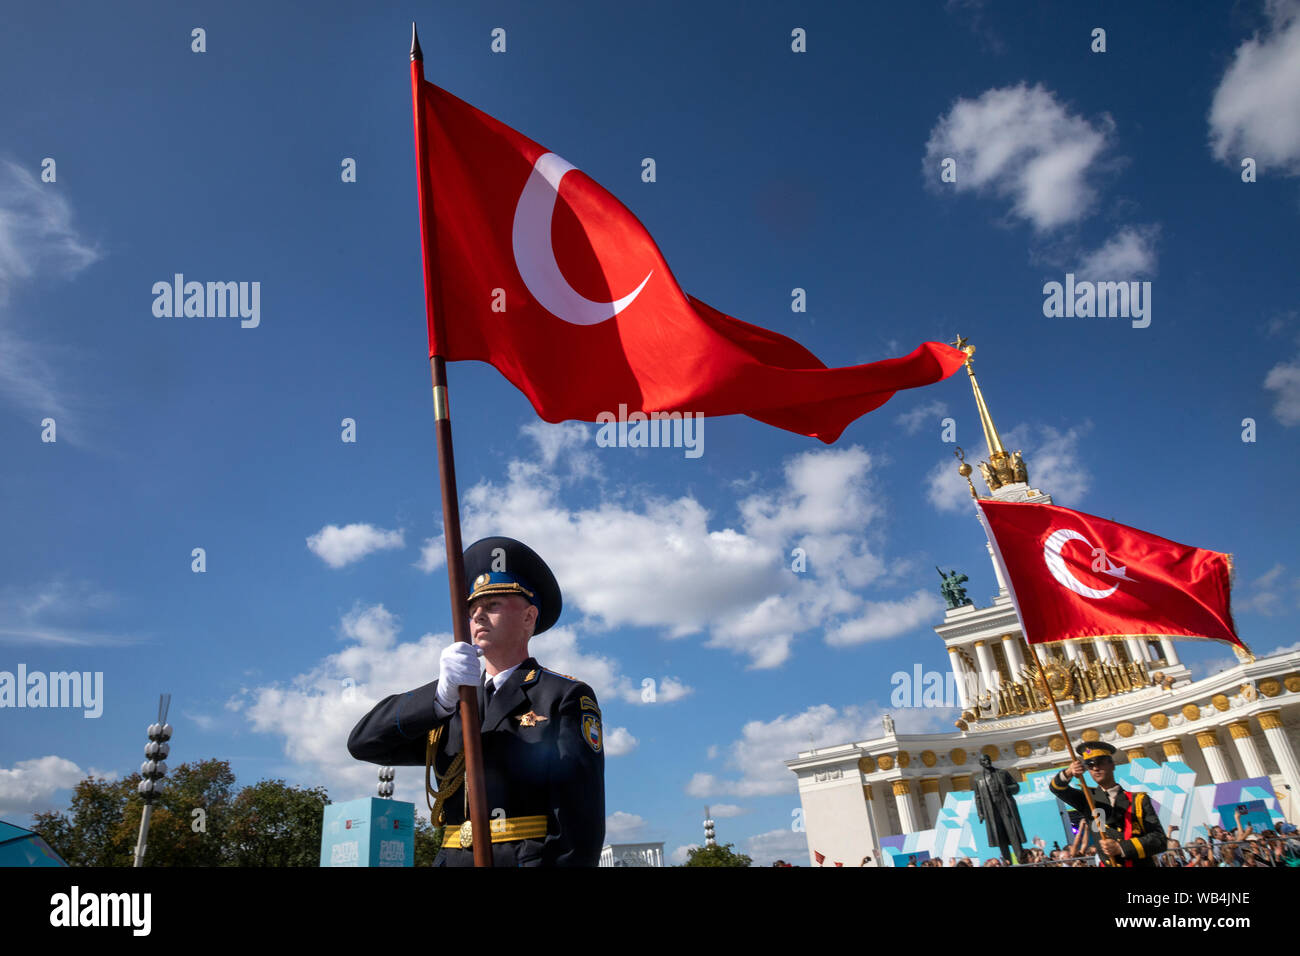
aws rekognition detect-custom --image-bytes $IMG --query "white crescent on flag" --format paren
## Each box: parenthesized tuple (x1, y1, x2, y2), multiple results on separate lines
(511, 152, 653, 325)
(1042, 528, 1131, 599)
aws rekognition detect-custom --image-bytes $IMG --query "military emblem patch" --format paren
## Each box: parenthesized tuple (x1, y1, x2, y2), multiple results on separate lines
(579, 695, 599, 713)
(517, 711, 548, 727)
(473, 572, 490, 590)
(582, 714, 602, 752)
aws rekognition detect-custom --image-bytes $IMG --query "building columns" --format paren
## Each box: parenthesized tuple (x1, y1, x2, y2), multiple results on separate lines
(1001, 634, 1026, 679)
(892, 780, 918, 834)
(986, 541, 1008, 592)
(1160, 738, 1185, 762)
(1227, 720, 1267, 778)
(973, 640, 999, 691)
(871, 780, 894, 838)
(1258, 711, 1300, 805)
(1194, 730, 1232, 784)
(1159, 638, 1181, 666)
(920, 778, 942, 828)
(1062, 641, 1082, 664)
(1125, 637, 1147, 664)
(1125, 747, 1148, 763)
(947, 647, 973, 711)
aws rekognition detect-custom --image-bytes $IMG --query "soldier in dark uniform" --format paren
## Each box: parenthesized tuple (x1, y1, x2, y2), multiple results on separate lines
(1049, 740, 1166, 867)
(347, 537, 605, 866)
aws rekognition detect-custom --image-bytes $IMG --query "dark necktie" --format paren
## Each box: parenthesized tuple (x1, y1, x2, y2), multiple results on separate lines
(484, 679, 496, 705)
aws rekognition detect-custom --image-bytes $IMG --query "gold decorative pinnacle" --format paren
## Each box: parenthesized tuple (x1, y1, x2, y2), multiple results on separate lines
(950, 336, 1029, 494)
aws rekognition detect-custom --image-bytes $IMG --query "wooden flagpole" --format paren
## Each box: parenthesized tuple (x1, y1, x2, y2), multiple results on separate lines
(410, 22, 492, 867)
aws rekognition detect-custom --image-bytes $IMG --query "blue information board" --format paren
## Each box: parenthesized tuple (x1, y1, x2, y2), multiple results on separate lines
(319, 797, 415, 867)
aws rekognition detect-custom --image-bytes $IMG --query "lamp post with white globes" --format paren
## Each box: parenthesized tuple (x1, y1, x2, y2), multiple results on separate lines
(377, 766, 395, 798)
(133, 694, 172, 867)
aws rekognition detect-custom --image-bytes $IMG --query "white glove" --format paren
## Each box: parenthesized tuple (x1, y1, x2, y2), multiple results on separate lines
(435, 641, 482, 710)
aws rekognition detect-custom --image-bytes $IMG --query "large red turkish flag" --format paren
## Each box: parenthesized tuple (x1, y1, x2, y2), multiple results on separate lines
(977, 500, 1243, 649)
(413, 81, 966, 442)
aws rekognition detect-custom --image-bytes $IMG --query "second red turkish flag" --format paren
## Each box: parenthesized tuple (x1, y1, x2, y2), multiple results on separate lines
(414, 81, 965, 443)
(978, 499, 1243, 650)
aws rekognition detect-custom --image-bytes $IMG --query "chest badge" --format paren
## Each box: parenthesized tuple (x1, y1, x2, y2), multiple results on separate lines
(517, 711, 548, 727)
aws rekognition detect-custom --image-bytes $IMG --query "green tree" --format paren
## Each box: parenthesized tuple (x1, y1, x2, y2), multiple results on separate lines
(413, 817, 444, 866)
(33, 760, 329, 867)
(119, 759, 238, 866)
(32, 774, 136, 867)
(225, 778, 329, 867)
(680, 842, 752, 867)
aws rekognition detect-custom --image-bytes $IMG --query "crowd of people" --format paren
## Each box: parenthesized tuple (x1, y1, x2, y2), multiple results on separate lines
(894, 818, 1300, 867)
(1156, 820, 1300, 867)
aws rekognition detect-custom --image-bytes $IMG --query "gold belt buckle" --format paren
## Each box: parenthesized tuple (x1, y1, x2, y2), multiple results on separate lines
(458, 820, 473, 848)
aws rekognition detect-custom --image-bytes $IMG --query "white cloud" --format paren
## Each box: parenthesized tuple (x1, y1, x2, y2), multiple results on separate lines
(519, 421, 601, 480)
(306, 523, 405, 569)
(0, 755, 86, 818)
(604, 726, 638, 757)
(443, 443, 908, 668)
(895, 399, 949, 436)
(1264, 356, 1300, 425)
(824, 589, 942, 646)
(745, 827, 809, 866)
(686, 704, 883, 799)
(708, 803, 749, 818)
(415, 531, 446, 573)
(688, 702, 957, 800)
(927, 422, 1092, 509)
(926, 456, 975, 514)
(924, 83, 1114, 231)
(1075, 225, 1159, 281)
(669, 843, 700, 864)
(629, 675, 694, 705)
(604, 810, 647, 842)
(1209, 0, 1300, 176)
(1002, 422, 1093, 505)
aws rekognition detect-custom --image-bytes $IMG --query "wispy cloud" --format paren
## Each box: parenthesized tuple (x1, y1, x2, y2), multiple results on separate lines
(1264, 355, 1300, 425)
(1075, 224, 1160, 281)
(0, 160, 101, 440)
(0, 578, 139, 647)
(895, 399, 948, 436)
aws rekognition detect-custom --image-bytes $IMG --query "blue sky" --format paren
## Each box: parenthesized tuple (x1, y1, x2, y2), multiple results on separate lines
(2, 1, 1298, 865)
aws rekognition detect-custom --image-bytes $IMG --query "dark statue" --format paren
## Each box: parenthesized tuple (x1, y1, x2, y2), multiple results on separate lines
(936, 567, 971, 609)
(972, 753, 1027, 862)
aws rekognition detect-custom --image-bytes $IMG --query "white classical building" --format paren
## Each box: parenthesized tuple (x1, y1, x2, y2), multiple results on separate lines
(787, 340, 1300, 867)
(599, 842, 665, 867)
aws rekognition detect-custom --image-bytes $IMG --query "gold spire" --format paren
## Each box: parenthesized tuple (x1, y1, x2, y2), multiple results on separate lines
(951, 337, 1029, 495)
